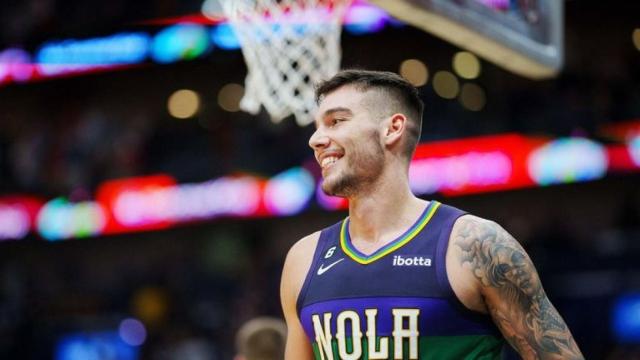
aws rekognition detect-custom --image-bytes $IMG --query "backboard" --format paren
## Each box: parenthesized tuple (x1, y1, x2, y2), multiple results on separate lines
(370, 0, 564, 79)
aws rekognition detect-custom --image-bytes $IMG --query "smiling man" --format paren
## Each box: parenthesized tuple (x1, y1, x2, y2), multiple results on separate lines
(280, 69, 584, 360)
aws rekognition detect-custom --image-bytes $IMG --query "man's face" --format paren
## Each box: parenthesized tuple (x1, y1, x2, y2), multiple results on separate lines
(309, 85, 386, 197)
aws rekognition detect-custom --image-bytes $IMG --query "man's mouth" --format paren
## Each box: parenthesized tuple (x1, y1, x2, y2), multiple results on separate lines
(321, 155, 341, 169)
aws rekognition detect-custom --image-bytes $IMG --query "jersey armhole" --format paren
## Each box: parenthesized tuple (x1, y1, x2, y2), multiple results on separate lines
(295, 228, 330, 316)
(435, 206, 470, 308)
(436, 208, 505, 337)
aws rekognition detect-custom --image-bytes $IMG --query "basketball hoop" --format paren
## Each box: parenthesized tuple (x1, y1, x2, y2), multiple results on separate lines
(213, 0, 351, 126)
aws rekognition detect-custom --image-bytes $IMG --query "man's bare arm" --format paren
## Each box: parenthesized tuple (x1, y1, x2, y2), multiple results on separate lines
(452, 216, 584, 360)
(280, 233, 319, 360)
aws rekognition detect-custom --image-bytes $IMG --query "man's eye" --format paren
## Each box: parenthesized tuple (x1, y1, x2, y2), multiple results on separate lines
(331, 118, 345, 126)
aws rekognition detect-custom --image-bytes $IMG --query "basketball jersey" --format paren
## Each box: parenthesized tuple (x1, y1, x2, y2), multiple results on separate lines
(296, 201, 505, 360)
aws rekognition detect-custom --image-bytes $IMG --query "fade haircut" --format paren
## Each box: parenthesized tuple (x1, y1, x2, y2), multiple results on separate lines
(315, 69, 424, 161)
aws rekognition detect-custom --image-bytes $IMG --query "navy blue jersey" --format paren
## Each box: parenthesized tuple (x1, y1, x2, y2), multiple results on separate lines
(297, 201, 505, 359)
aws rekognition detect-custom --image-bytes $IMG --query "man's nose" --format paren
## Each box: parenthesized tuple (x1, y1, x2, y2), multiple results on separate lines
(309, 128, 330, 151)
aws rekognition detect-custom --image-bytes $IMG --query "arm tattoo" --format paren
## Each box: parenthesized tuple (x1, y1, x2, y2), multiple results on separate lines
(454, 217, 584, 360)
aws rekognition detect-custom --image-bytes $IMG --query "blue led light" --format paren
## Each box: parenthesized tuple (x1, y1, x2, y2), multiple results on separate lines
(151, 24, 210, 64)
(612, 293, 640, 343)
(211, 23, 241, 50)
(35, 32, 150, 76)
(344, 3, 390, 35)
(56, 331, 139, 360)
(36, 33, 150, 65)
(36, 198, 106, 241)
(527, 138, 608, 186)
(629, 135, 640, 167)
(264, 167, 315, 216)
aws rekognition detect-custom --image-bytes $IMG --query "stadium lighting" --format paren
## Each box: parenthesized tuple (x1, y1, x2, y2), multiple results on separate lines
(453, 51, 481, 79)
(459, 83, 486, 111)
(433, 71, 459, 99)
(399, 59, 429, 87)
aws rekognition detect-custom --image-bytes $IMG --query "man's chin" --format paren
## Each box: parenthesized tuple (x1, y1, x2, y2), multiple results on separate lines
(321, 177, 354, 198)
(321, 180, 343, 198)
(321, 184, 340, 197)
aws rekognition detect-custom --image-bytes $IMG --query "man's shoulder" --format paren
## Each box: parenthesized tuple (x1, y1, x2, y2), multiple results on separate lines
(451, 214, 505, 244)
(287, 231, 322, 259)
(446, 213, 521, 312)
(291, 230, 322, 250)
(448, 214, 522, 272)
(286, 218, 344, 259)
(281, 231, 322, 309)
(448, 213, 527, 275)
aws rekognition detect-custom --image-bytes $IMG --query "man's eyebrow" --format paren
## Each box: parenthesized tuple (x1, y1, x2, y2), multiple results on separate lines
(321, 107, 353, 118)
(314, 107, 353, 128)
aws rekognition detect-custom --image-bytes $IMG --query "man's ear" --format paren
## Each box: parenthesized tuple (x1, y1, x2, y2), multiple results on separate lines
(383, 113, 407, 147)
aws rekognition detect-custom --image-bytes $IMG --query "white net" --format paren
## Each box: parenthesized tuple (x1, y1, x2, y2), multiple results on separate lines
(218, 0, 350, 126)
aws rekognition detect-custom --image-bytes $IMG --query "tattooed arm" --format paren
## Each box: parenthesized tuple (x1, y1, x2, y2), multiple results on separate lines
(449, 215, 584, 360)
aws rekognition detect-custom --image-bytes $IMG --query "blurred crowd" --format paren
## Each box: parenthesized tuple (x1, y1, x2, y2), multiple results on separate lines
(0, 0, 206, 49)
(1, 54, 639, 199)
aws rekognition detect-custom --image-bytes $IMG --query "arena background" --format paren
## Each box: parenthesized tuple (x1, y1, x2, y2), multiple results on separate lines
(1, 0, 639, 359)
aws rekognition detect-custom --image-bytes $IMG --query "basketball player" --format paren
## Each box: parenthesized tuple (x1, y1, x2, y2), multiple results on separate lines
(280, 70, 584, 359)
(235, 317, 287, 360)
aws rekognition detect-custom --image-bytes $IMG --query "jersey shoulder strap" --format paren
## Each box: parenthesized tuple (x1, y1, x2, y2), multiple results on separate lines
(295, 220, 343, 314)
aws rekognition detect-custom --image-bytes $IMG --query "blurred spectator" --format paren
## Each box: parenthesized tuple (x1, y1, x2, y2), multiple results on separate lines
(235, 317, 286, 360)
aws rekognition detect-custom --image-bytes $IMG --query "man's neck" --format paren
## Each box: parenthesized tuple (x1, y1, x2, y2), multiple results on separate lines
(346, 174, 428, 250)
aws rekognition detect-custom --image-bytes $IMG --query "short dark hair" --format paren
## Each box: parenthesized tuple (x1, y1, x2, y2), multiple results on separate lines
(236, 317, 286, 360)
(315, 69, 424, 161)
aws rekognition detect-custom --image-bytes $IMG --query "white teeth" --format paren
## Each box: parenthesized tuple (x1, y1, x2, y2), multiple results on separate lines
(321, 156, 339, 168)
